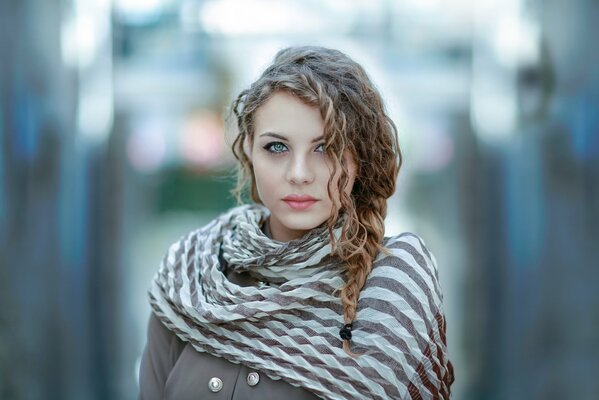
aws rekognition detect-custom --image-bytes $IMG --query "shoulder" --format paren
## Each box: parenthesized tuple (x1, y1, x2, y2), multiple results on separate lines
(360, 233, 454, 395)
(380, 232, 439, 277)
(365, 232, 444, 307)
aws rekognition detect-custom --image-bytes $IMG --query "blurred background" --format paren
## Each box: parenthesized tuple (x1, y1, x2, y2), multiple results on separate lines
(1, 0, 598, 399)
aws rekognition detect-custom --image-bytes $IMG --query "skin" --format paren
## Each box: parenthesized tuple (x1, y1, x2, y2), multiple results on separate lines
(249, 91, 357, 242)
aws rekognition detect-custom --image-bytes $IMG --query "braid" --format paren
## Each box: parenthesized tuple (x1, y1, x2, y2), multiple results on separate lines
(338, 197, 387, 357)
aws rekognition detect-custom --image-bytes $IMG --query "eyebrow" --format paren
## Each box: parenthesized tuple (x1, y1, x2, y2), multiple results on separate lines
(259, 132, 324, 143)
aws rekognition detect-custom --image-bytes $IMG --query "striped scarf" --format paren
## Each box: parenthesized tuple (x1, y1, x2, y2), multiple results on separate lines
(149, 204, 454, 399)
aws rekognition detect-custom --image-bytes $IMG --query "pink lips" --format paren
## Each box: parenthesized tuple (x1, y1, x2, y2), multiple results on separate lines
(282, 194, 318, 211)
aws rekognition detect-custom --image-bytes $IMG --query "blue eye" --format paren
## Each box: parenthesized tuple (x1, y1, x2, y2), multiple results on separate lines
(315, 143, 325, 153)
(264, 142, 288, 153)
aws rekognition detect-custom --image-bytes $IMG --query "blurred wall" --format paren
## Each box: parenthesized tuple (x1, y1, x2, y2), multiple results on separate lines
(464, 1, 599, 398)
(0, 0, 124, 398)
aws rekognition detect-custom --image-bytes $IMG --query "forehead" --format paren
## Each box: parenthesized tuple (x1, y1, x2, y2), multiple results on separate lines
(253, 91, 324, 140)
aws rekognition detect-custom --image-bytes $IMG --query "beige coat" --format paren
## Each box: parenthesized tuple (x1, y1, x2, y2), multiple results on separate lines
(138, 269, 321, 400)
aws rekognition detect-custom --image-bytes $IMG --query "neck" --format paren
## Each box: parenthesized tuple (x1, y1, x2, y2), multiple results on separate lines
(262, 218, 272, 238)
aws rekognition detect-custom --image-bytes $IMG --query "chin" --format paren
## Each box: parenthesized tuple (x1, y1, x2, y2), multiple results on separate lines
(278, 213, 328, 232)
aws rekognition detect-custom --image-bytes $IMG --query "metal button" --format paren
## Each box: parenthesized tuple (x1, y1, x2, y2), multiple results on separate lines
(208, 377, 223, 392)
(246, 371, 260, 386)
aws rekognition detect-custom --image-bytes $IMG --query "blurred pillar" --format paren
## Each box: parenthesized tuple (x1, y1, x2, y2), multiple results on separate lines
(465, 0, 599, 399)
(0, 0, 123, 399)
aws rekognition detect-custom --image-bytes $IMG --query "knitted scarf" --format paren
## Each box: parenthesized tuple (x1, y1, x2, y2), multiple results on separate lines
(149, 204, 454, 399)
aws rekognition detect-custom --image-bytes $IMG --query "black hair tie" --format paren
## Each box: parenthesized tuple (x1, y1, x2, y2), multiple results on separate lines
(339, 323, 353, 340)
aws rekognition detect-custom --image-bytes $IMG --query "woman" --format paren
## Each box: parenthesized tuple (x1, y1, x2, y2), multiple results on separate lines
(139, 46, 454, 399)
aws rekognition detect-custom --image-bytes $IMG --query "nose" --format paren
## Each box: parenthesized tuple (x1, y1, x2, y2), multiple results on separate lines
(285, 154, 315, 185)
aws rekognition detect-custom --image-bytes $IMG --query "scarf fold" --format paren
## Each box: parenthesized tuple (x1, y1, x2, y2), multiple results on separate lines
(149, 204, 454, 399)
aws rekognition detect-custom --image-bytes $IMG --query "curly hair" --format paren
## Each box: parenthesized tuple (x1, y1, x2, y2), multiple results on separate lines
(229, 46, 401, 357)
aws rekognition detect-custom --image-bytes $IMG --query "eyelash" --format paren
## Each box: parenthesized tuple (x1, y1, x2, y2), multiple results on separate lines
(263, 141, 325, 154)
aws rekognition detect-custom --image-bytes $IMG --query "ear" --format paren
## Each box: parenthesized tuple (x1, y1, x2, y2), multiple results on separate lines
(243, 135, 252, 161)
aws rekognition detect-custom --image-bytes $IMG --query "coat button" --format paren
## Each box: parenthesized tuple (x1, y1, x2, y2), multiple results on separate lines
(208, 377, 223, 392)
(246, 371, 260, 386)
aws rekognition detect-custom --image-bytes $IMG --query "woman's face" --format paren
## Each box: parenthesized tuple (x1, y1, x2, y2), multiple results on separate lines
(249, 91, 357, 242)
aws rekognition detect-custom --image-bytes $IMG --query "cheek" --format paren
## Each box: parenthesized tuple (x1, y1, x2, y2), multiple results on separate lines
(251, 153, 269, 179)
(252, 160, 278, 197)
(253, 164, 269, 188)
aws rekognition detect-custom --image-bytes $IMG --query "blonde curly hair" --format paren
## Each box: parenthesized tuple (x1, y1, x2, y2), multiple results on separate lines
(229, 46, 401, 357)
